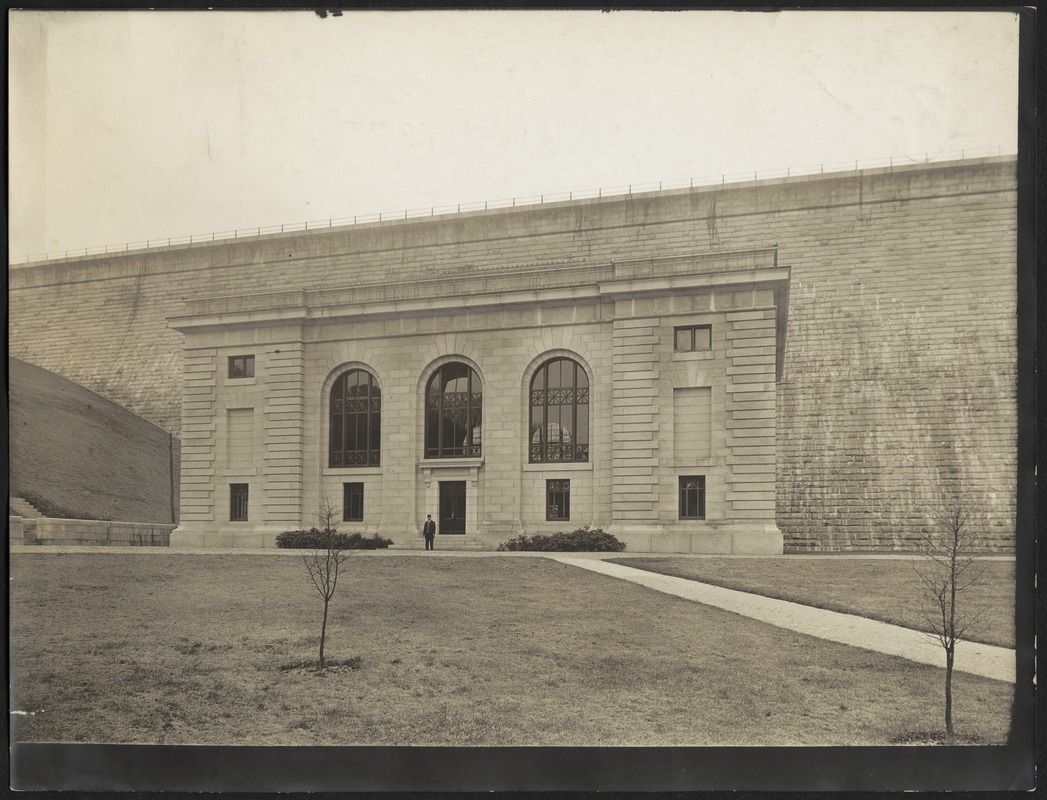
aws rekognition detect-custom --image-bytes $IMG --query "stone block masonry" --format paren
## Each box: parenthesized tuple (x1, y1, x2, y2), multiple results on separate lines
(9, 157, 1017, 551)
(611, 318, 660, 523)
(177, 350, 218, 529)
(725, 310, 778, 521)
(19, 518, 175, 546)
(170, 255, 787, 552)
(262, 343, 305, 531)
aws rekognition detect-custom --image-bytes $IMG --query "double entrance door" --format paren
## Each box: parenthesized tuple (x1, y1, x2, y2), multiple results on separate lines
(438, 481, 466, 535)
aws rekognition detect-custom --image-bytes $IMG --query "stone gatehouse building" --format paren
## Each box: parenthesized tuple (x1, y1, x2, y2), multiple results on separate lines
(169, 249, 789, 551)
(8, 155, 1018, 551)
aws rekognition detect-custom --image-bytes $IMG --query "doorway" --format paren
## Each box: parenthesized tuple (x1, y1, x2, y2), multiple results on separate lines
(439, 481, 466, 534)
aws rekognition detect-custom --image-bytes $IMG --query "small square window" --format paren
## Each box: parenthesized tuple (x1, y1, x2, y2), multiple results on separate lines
(230, 484, 249, 521)
(547, 479, 571, 521)
(679, 476, 706, 520)
(228, 355, 255, 379)
(343, 482, 364, 522)
(673, 325, 711, 353)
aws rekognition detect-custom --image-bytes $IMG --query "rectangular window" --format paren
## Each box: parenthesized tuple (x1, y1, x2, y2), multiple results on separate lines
(228, 355, 255, 379)
(546, 479, 571, 521)
(343, 482, 364, 522)
(673, 325, 712, 352)
(230, 484, 249, 521)
(679, 476, 706, 520)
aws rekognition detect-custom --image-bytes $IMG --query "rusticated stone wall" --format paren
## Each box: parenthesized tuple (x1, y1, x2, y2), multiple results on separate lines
(8, 156, 1017, 550)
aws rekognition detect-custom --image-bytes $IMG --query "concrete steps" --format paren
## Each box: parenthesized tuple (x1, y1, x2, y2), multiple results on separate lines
(10, 497, 45, 518)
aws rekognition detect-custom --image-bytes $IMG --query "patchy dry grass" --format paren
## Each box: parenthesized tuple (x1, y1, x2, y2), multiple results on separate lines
(10, 553, 1013, 746)
(610, 557, 1015, 648)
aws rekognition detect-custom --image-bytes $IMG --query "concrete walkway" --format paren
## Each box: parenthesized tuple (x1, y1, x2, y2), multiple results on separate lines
(547, 556, 1016, 684)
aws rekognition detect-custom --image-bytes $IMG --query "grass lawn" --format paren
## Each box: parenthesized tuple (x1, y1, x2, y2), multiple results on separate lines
(10, 553, 1013, 746)
(9, 357, 177, 523)
(610, 557, 1016, 648)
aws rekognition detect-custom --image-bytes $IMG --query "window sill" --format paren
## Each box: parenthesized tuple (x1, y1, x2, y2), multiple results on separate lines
(418, 458, 484, 469)
(225, 378, 257, 386)
(670, 351, 714, 362)
(523, 461, 593, 472)
(325, 466, 384, 475)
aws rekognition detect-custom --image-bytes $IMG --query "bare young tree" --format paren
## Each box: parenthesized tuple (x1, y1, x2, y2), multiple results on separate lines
(912, 487, 989, 740)
(300, 494, 351, 671)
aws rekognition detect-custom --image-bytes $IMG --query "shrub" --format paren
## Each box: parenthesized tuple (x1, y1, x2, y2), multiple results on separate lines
(275, 528, 393, 550)
(496, 526, 626, 552)
(342, 532, 395, 550)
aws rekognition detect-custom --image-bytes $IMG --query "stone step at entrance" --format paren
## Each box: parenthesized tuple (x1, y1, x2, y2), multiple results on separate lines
(391, 534, 489, 551)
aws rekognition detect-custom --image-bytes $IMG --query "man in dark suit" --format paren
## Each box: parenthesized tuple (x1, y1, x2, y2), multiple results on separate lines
(422, 514, 436, 551)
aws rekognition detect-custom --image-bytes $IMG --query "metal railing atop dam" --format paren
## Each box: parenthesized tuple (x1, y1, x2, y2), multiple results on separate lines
(13, 146, 1014, 265)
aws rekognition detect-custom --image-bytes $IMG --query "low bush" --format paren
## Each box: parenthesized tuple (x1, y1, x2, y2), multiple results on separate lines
(275, 528, 394, 550)
(496, 526, 626, 552)
(343, 532, 394, 550)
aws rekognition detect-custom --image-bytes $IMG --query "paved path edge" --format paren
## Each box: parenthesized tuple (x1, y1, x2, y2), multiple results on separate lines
(547, 556, 1016, 684)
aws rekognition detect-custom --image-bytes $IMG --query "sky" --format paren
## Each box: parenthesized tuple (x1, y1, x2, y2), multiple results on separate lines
(8, 9, 1020, 262)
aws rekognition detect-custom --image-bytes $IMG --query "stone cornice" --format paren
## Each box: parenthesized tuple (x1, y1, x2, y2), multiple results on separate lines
(168, 249, 786, 333)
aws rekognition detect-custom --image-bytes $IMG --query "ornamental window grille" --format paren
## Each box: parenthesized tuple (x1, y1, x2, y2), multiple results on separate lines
(329, 370, 382, 467)
(343, 482, 364, 522)
(425, 363, 483, 458)
(679, 475, 706, 520)
(230, 484, 249, 521)
(529, 358, 589, 463)
(546, 479, 571, 521)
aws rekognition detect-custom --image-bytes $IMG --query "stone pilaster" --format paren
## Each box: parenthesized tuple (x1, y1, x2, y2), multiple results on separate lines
(261, 343, 305, 532)
(724, 308, 782, 551)
(170, 349, 217, 545)
(610, 317, 660, 530)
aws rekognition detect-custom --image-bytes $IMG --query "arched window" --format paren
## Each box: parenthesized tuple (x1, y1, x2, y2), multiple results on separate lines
(529, 357, 589, 463)
(425, 363, 482, 458)
(329, 369, 381, 467)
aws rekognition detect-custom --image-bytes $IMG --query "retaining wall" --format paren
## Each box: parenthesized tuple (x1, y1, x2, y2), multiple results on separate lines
(20, 518, 175, 547)
(8, 157, 1017, 550)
